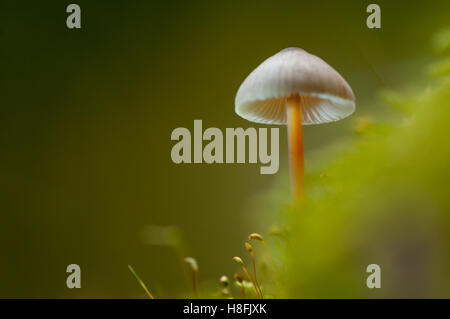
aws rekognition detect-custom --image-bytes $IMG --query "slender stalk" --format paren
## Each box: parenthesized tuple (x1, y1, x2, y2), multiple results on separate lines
(249, 233, 279, 274)
(128, 265, 155, 299)
(250, 253, 263, 298)
(286, 94, 305, 203)
(245, 242, 263, 298)
(192, 270, 199, 298)
(233, 257, 261, 298)
(184, 257, 199, 298)
(240, 285, 246, 299)
(240, 265, 262, 299)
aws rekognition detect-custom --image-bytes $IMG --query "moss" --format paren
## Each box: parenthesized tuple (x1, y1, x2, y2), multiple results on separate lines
(282, 29, 450, 298)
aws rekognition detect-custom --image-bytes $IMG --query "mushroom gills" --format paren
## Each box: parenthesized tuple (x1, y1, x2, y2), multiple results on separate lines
(238, 94, 354, 125)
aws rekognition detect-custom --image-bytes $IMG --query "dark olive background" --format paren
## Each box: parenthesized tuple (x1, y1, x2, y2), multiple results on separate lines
(1, 0, 448, 297)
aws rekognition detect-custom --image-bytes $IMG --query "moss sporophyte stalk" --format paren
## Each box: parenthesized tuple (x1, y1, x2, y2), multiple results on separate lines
(129, 232, 280, 299)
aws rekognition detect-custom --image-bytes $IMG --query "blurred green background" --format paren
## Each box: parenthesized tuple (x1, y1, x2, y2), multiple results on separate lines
(1, 0, 449, 298)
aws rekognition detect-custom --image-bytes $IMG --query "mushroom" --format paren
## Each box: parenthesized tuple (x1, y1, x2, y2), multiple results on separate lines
(235, 47, 355, 202)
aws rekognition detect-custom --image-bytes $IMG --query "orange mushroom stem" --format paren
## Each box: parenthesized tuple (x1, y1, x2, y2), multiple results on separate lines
(286, 95, 305, 203)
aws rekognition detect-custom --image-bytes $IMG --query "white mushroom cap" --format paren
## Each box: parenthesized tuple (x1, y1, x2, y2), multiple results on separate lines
(235, 48, 355, 125)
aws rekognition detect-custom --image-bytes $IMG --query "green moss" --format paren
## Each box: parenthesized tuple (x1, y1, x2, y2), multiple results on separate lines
(281, 29, 450, 298)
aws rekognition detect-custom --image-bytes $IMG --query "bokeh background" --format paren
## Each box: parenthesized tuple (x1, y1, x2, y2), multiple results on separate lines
(1, 0, 449, 298)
